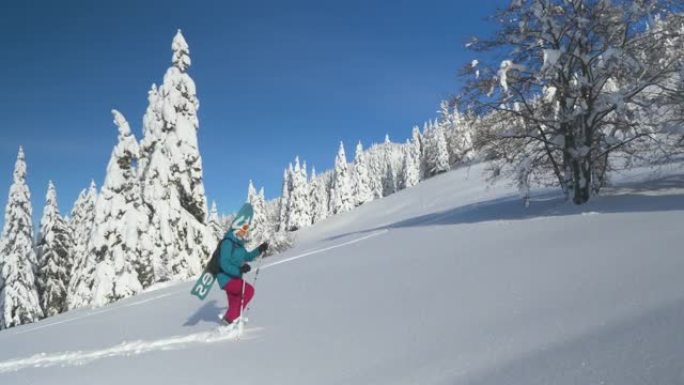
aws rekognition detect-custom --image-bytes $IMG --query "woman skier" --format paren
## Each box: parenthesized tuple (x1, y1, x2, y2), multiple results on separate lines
(217, 209, 268, 325)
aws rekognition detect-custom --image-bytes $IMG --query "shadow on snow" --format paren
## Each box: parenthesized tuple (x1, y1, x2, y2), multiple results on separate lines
(326, 174, 684, 242)
(183, 300, 222, 327)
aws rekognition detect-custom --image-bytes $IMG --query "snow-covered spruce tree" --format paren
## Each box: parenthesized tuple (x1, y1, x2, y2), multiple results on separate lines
(309, 167, 330, 224)
(263, 196, 293, 257)
(352, 141, 373, 206)
(207, 201, 224, 241)
(286, 157, 311, 231)
(332, 142, 354, 214)
(396, 145, 408, 190)
(364, 144, 384, 199)
(139, 84, 161, 174)
(461, 0, 684, 204)
(424, 120, 450, 176)
(419, 122, 431, 179)
(160, 30, 207, 223)
(439, 100, 474, 166)
(87, 110, 145, 307)
(438, 100, 459, 166)
(0, 147, 43, 328)
(138, 30, 213, 281)
(401, 140, 421, 189)
(36, 181, 73, 317)
(409, 129, 423, 186)
(253, 187, 269, 243)
(277, 166, 293, 232)
(66, 180, 97, 310)
(382, 135, 397, 196)
(246, 181, 267, 245)
(264, 198, 280, 234)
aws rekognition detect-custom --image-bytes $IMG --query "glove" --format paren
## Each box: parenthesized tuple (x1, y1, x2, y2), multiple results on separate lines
(258, 242, 269, 253)
(240, 264, 251, 274)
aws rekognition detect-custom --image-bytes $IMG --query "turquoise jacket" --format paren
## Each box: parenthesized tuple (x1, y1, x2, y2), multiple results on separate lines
(216, 231, 261, 289)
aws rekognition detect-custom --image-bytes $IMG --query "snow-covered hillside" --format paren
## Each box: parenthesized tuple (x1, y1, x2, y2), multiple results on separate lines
(1, 163, 683, 385)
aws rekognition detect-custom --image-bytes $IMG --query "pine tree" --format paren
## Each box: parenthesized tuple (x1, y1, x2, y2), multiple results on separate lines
(138, 30, 213, 282)
(410, 127, 423, 183)
(382, 135, 397, 196)
(207, 201, 224, 241)
(278, 165, 293, 232)
(420, 122, 431, 178)
(332, 142, 353, 214)
(424, 120, 450, 176)
(286, 157, 311, 231)
(247, 184, 268, 247)
(160, 30, 207, 223)
(433, 120, 451, 174)
(36, 181, 73, 317)
(0, 147, 43, 328)
(262, 196, 293, 256)
(365, 144, 385, 199)
(402, 140, 421, 189)
(88, 110, 144, 307)
(139, 84, 161, 176)
(439, 100, 473, 166)
(352, 141, 373, 206)
(66, 180, 97, 310)
(309, 167, 329, 224)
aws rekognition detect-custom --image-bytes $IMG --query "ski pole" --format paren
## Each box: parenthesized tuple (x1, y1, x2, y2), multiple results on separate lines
(244, 251, 265, 316)
(236, 250, 264, 338)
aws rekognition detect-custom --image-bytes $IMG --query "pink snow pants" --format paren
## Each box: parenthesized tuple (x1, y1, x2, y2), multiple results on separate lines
(223, 278, 254, 323)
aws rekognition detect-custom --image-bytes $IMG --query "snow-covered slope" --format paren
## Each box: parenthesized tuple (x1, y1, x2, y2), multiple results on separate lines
(1, 163, 683, 385)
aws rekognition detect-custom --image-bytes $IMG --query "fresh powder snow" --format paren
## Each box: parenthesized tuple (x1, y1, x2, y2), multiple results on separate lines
(0, 162, 682, 384)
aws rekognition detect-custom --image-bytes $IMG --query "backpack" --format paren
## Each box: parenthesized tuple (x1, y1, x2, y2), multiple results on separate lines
(206, 239, 234, 277)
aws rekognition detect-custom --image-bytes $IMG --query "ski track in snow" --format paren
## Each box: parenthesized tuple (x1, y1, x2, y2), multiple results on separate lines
(9, 228, 390, 338)
(0, 228, 391, 372)
(14, 228, 390, 335)
(0, 327, 262, 373)
(261, 229, 388, 269)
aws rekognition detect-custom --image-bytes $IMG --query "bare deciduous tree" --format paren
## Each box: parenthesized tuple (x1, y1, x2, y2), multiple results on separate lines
(461, 0, 684, 204)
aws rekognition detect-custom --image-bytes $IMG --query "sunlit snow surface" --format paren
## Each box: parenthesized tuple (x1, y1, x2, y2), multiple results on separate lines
(1, 163, 683, 384)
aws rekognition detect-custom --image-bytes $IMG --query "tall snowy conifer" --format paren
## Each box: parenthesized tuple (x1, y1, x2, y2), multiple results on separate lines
(402, 140, 421, 189)
(410, 127, 423, 182)
(309, 167, 329, 224)
(365, 145, 385, 199)
(208, 201, 224, 241)
(433, 120, 451, 174)
(161, 30, 207, 222)
(138, 82, 174, 283)
(420, 122, 431, 178)
(332, 142, 353, 214)
(278, 165, 293, 232)
(247, 183, 268, 246)
(88, 110, 144, 307)
(0, 147, 43, 328)
(66, 181, 97, 309)
(36, 181, 73, 317)
(424, 120, 450, 176)
(286, 157, 311, 231)
(382, 135, 397, 196)
(138, 30, 212, 282)
(352, 141, 373, 206)
(438, 100, 473, 165)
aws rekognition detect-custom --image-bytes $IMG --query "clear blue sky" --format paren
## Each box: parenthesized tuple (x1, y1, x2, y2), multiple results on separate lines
(0, 0, 504, 227)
